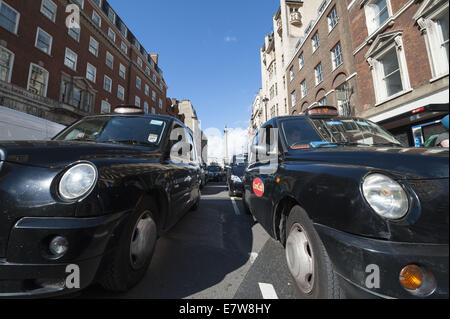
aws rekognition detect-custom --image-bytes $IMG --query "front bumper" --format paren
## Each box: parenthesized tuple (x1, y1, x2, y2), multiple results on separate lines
(0, 211, 129, 297)
(315, 224, 449, 299)
(229, 180, 244, 196)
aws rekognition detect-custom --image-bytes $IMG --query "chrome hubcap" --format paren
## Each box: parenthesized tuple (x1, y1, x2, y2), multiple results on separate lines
(130, 211, 157, 270)
(286, 223, 315, 294)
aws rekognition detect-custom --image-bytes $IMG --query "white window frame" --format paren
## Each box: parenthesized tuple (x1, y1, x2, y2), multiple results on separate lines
(108, 28, 116, 42)
(298, 52, 304, 70)
(89, 37, 99, 57)
(135, 96, 141, 107)
(0, 45, 15, 83)
(291, 91, 297, 107)
(86, 63, 96, 83)
(328, 5, 339, 33)
(108, 7, 116, 24)
(416, 3, 449, 79)
(64, 47, 78, 71)
(27, 63, 49, 97)
(35, 27, 53, 55)
(106, 51, 114, 69)
(315, 63, 323, 85)
(136, 76, 141, 89)
(369, 37, 411, 104)
(364, 0, 393, 36)
(121, 42, 127, 54)
(73, 0, 84, 9)
(119, 63, 126, 79)
(312, 32, 320, 52)
(331, 42, 343, 70)
(152, 90, 156, 102)
(144, 102, 149, 114)
(41, 0, 57, 23)
(0, 0, 20, 34)
(145, 84, 149, 96)
(117, 85, 125, 101)
(137, 57, 143, 67)
(92, 10, 101, 27)
(104, 75, 112, 92)
(301, 80, 307, 98)
(159, 98, 163, 109)
(101, 100, 111, 114)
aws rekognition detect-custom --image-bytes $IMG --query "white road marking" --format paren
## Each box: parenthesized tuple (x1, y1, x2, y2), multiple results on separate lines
(258, 283, 279, 300)
(249, 252, 258, 264)
(231, 197, 240, 216)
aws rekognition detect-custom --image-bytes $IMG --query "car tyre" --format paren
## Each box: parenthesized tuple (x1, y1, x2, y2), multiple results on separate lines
(285, 206, 342, 299)
(99, 197, 158, 292)
(242, 193, 252, 215)
(191, 194, 201, 211)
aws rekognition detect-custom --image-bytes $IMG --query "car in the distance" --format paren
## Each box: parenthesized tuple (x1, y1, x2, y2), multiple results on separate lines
(0, 106, 201, 297)
(244, 105, 449, 299)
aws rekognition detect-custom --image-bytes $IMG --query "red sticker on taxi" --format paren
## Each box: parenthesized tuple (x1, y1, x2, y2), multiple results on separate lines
(253, 178, 265, 197)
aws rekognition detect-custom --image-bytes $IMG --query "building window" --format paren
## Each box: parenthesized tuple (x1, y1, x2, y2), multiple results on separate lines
(0, 1, 20, 34)
(298, 52, 304, 70)
(64, 48, 78, 70)
(319, 97, 327, 106)
(86, 63, 96, 83)
(301, 80, 307, 98)
(73, 0, 84, 9)
(331, 42, 343, 69)
(35, 28, 53, 55)
(312, 32, 320, 52)
(137, 57, 142, 67)
(101, 100, 111, 114)
(315, 63, 323, 85)
(415, 4, 449, 78)
(291, 91, 297, 107)
(136, 76, 141, 89)
(89, 37, 99, 56)
(106, 51, 114, 69)
(289, 66, 294, 81)
(108, 28, 116, 42)
(27, 64, 49, 97)
(160, 82, 164, 90)
(121, 42, 127, 54)
(145, 84, 149, 96)
(60, 80, 94, 113)
(119, 22, 127, 37)
(68, 24, 80, 42)
(0, 46, 14, 83)
(368, 36, 411, 103)
(159, 98, 163, 109)
(152, 74, 157, 82)
(144, 102, 149, 114)
(104, 75, 112, 92)
(41, 0, 57, 22)
(152, 91, 156, 102)
(365, 0, 391, 35)
(119, 63, 126, 79)
(145, 66, 150, 76)
(118, 85, 125, 101)
(135, 96, 141, 107)
(92, 10, 101, 27)
(151, 107, 156, 114)
(108, 7, 116, 23)
(328, 6, 339, 32)
(92, 0, 102, 8)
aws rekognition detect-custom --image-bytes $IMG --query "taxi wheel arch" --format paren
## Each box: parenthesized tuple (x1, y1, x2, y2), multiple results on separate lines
(273, 196, 299, 246)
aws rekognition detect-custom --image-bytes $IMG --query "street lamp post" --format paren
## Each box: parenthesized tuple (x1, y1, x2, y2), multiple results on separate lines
(262, 97, 269, 123)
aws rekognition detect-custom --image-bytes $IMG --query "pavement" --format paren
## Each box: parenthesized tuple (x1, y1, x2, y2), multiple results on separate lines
(79, 182, 301, 299)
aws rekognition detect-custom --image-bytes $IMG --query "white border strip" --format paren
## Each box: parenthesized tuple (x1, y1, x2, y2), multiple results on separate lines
(258, 283, 279, 300)
(231, 198, 241, 216)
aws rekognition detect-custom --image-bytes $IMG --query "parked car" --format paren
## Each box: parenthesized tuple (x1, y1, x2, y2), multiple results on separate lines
(0, 106, 201, 297)
(227, 155, 248, 197)
(207, 165, 223, 182)
(199, 163, 208, 189)
(243, 105, 449, 299)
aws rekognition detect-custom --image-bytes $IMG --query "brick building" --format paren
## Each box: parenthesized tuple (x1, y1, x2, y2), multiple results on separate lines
(348, 0, 449, 146)
(0, 0, 183, 126)
(286, 0, 361, 116)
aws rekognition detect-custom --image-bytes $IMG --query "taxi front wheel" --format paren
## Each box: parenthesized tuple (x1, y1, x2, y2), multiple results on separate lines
(286, 206, 343, 299)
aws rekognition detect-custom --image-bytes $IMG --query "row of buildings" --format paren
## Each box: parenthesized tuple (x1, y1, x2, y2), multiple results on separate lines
(251, 0, 449, 147)
(0, 0, 185, 126)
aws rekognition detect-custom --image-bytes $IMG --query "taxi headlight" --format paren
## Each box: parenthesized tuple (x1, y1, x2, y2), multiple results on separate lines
(362, 173, 409, 220)
(59, 163, 97, 201)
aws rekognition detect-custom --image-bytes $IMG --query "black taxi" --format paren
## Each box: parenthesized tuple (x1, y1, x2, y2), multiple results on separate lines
(0, 106, 201, 297)
(243, 106, 448, 299)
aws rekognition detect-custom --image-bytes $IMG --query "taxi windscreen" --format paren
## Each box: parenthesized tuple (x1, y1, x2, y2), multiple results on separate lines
(282, 118, 403, 148)
(53, 116, 167, 147)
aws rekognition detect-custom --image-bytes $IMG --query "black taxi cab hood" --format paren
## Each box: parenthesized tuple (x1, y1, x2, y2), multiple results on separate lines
(285, 146, 449, 180)
(0, 140, 162, 168)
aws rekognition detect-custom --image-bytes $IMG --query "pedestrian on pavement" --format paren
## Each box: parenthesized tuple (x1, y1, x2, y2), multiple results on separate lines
(435, 115, 449, 148)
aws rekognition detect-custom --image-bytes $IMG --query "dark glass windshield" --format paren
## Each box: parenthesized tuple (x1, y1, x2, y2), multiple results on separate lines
(208, 166, 220, 172)
(53, 116, 168, 147)
(282, 118, 402, 148)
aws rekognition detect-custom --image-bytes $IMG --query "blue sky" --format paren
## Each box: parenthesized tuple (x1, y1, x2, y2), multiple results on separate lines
(109, 0, 279, 132)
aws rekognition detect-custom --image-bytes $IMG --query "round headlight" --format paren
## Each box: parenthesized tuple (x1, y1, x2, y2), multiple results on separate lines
(362, 173, 409, 220)
(59, 163, 97, 200)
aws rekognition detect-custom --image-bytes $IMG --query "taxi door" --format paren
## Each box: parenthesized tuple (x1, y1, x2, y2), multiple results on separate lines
(246, 123, 280, 236)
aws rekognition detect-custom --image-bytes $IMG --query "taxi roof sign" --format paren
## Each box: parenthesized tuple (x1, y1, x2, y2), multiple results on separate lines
(113, 105, 145, 115)
(306, 105, 339, 116)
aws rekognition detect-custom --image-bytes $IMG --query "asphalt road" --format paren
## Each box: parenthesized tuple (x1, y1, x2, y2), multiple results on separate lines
(79, 182, 300, 299)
